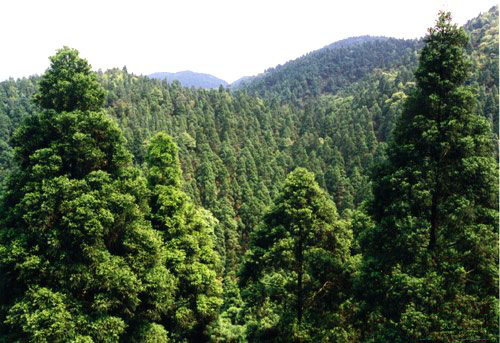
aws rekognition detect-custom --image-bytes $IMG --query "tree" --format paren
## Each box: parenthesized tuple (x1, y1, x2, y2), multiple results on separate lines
(34, 47, 105, 112)
(146, 132, 223, 342)
(357, 12, 498, 342)
(325, 165, 354, 213)
(240, 168, 356, 342)
(0, 47, 174, 342)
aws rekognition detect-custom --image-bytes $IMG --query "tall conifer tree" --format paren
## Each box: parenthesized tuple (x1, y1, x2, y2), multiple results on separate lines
(0, 47, 174, 342)
(241, 168, 356, 342)
(146, 132, 223, 342)
(358, 12, 498, 342)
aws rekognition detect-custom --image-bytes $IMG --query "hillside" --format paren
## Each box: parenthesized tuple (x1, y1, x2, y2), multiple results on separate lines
(0, 7, 497, 342)
(1, 7, 497, 243)
(148, 70, 228, 89)
(237, 7, 498, 113)
(236, 37, 421, 105)
(323, 35, 389, 49)
(229, 75, 255, 88)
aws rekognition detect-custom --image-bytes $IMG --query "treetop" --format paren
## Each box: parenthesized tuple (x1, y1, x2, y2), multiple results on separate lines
(33, 46, 105, 112)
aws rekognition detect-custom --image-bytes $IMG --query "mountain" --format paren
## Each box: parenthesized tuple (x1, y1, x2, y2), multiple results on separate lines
(235, 36, 422, 104)
(0, 6, 497, 278)
(323, 35, 389, 50)
(229, 75, 255, 88)
(464, 6, 499, 131)
(148, 70, 228, 89)
(0, 7, 497, 341)
(237, 7, 498, 114)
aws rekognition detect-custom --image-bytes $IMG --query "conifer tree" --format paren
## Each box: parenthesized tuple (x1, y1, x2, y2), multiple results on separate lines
(241, 168, 356, 342)
(0, 47, 174, 342)
(146, 132, 223, 342)
(33, 46, 105, 112)
(358, 12, 498, 342)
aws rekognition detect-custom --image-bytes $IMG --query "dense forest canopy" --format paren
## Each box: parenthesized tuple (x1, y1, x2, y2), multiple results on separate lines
(0, 6, 498, 342)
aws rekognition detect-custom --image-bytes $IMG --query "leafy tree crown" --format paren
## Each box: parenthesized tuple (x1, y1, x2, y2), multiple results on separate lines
(33, 46, 105, 112)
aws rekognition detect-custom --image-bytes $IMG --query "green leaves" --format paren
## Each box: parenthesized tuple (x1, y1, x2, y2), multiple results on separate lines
(146, 132, 183, 188)
(359, 11, 499, 342)
(34, 47, 105, 112)
(0, 8, 496, 342)
(241, 168, 355, 342)
(0, 48, 172, 342)
(146, 132, 223, 342)
(5, 287, 77, 343)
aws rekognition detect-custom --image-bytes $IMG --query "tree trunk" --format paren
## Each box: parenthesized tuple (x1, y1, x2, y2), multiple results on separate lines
(430, 191, 438, 250)
(297, 234, 303, 325)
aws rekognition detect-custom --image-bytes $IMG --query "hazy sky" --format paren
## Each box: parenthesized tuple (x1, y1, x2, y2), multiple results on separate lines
(1, 0, 497, 83)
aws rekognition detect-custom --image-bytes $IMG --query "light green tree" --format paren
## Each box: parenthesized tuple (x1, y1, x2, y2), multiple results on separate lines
(34, 46, 105, 112)
(146, 132, 223, 342)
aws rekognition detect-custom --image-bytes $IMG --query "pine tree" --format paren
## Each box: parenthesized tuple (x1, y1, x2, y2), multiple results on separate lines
(241, 168, 356, 342)
(0, 47, 174, 342)
(357, 12, 498, 342)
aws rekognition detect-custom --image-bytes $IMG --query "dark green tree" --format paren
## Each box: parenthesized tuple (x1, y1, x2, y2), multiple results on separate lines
(357, 12, 498, 342)
(241, 168, 356, 342)
(325, 165, 354, 213)
(0, 47, 174, 342)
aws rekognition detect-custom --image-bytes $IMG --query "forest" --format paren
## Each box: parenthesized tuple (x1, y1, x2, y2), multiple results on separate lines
(0, 7, 498, 343)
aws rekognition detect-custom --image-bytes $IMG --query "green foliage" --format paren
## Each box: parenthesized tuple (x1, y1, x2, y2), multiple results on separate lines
(240, 37, 421, 106)
(0, 48, 173, 342)
(0, 7, 497, 342)
(241, 168, 357, 342)
(146, 132, 183, 188)
(465, 7, 499, 137)
(33, 47, 105, 112)
(5, 286, 83, 343)
(357, 12, 499, 342)
(207, 274, 246, 343)
(131, 322, 169, 343)
(0, 10, 497, 272)
(146, 132, 223, 342)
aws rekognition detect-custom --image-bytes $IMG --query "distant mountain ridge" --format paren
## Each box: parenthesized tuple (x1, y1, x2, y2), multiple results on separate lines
(229, 35, 393, 91)
(234, 5, 498, 102)
(148, 70, 228, 89)
(323, 35, 389, 50)
(229, 75, 255, 89)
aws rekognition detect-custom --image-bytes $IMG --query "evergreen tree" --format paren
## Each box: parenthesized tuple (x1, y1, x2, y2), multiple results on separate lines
(146, 132, 223, 342)
(357, 12, 498, 342)
(0, 47, 174, 342)
(0, 9, 496, 341)
(325, 165, 354, 213)
(33, 47, 105, 112)
(240, 168, 356, 342)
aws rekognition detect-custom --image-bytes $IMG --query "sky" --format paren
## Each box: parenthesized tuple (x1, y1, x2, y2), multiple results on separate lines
(1, 0, 497, 83)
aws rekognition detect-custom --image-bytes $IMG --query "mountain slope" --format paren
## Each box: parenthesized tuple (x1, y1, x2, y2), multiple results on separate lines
(0, 6, 497, 278)
(238, 37, 422, 105)
(149, 70, 228, 89)
(229, 75, 255, 89)
(237, 7, 498, 110)
(323, 35, 389, 50)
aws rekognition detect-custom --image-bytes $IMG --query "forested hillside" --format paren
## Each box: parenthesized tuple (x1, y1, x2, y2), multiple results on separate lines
(0, 6, 497, 342)
(236, 37, 421, 105)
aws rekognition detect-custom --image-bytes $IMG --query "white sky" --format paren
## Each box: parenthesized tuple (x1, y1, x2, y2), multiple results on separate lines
(1, 0, 497, 83)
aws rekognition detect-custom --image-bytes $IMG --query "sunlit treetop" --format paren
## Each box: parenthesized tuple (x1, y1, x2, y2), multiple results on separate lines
(33, 46, 105, 112)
